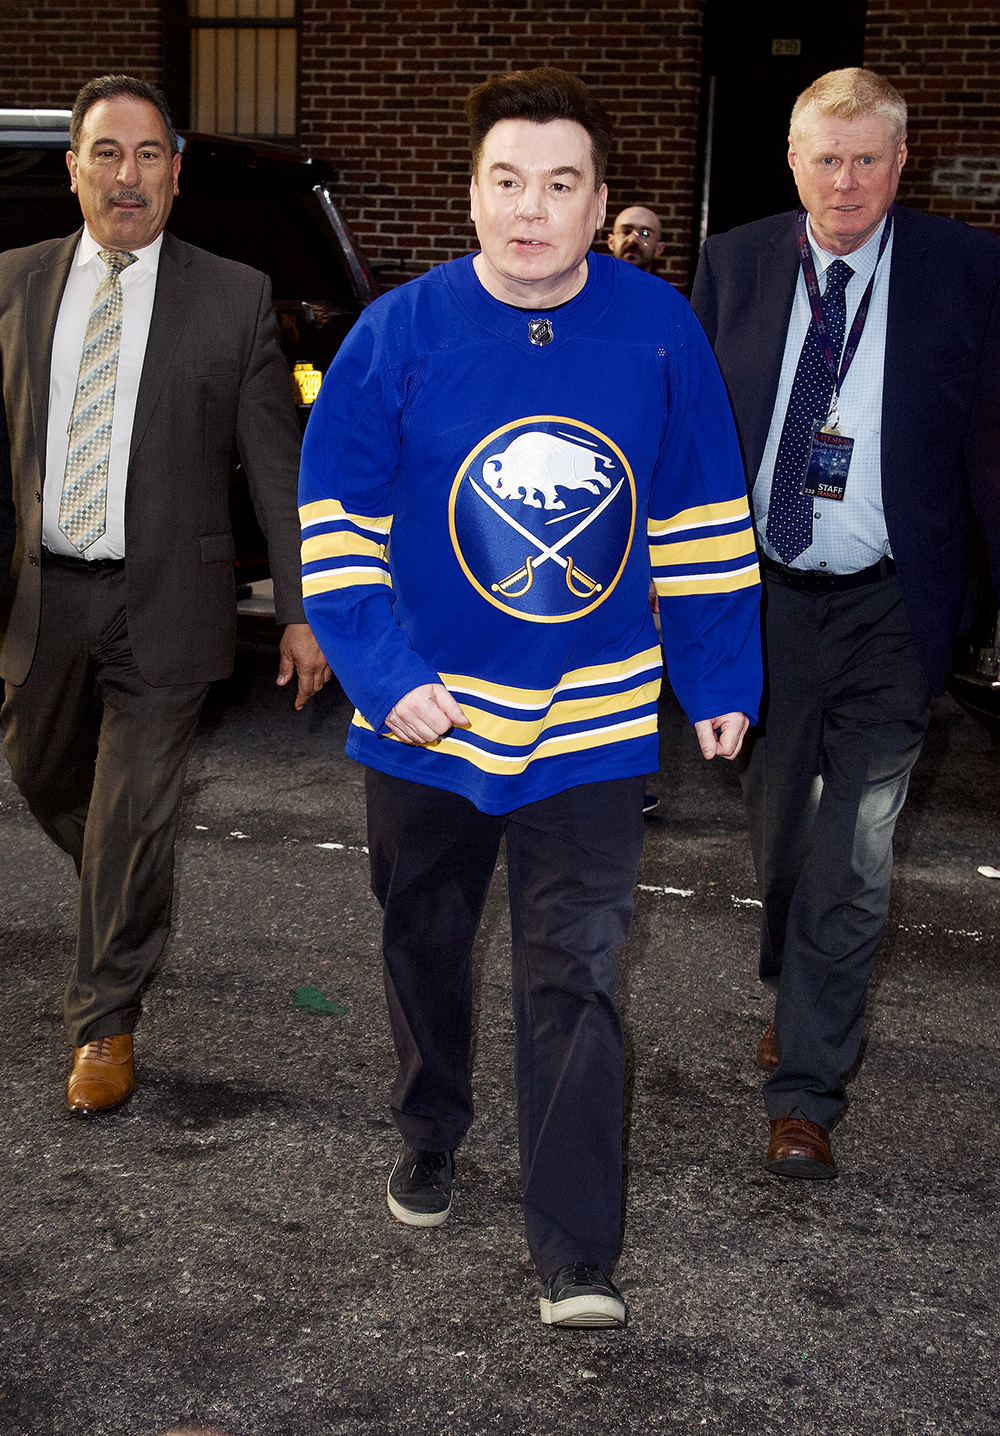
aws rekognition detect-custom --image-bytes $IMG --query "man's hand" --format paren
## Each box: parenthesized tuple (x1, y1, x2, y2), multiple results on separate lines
(386, 683, 471, 744)
(694, 712, 750, 761)
(277, 623, 333, 711)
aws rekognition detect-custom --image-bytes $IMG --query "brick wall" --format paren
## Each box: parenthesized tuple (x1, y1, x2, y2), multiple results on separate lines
(298, 0, 703, 288)
(865, 2, 1000, 232)
(1, 0, 997, 287)
(0, 0, 161, 107)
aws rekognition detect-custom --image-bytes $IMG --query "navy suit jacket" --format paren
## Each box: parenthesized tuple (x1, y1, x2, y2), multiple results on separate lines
(691, 203, 1000, 694)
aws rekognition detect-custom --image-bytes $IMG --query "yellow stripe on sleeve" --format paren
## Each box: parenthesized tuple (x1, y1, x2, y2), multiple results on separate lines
(302, 530, 387, 565)
(298, 498, 393, 534)
(649, 527, 757, 567)
(654, 565, 760, 597)
(303, 566, 393, 597)
(648, 496, 750, 537)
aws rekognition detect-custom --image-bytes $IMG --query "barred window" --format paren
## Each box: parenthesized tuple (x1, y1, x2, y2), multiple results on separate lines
(188, 0, 297, 141)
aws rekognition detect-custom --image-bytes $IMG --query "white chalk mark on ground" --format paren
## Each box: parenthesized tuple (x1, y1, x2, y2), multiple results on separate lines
(636, 884, 694, 897)
(977, 865, 1000, 879)
(731, 895, 763, 908)
(896, 922, 984, 942)
(316, 842, 370, 855)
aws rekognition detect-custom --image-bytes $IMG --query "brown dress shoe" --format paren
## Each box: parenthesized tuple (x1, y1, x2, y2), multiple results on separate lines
(66, 1034, 134, 1114)
(765, 1112, 838, 1179)
(758, 1020, 778, 1069)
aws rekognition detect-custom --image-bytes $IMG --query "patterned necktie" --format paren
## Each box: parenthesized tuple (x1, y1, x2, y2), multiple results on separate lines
(58, 248, 138, 553)
(765, 258, 854, 564)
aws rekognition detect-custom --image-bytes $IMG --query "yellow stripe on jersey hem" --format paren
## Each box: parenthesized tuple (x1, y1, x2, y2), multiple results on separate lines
(648, 496, 750, 537)
(437, 646, 662, 711)
(299, 498, 393, 535)
(456, 681, 659, 746)
(352, 710, 659, 773)
(302, 530, 387, 564)
(649, 528, 757, 566)
(350, 679, 660, 742)
(303, 566, 392, 596)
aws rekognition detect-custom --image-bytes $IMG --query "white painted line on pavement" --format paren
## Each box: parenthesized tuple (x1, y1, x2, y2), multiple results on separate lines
(896, 922, 984, 942)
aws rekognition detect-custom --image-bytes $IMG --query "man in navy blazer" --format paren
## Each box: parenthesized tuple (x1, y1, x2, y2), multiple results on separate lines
(692, 67, 1000, 1178)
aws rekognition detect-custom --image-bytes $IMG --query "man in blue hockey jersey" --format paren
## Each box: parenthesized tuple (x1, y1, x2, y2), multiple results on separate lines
(299, 68, 761, 1328)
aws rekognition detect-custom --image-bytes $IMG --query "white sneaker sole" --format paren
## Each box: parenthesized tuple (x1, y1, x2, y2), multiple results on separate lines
(386, 1180, 452, 1228)
(539, 1293, 626, 1328)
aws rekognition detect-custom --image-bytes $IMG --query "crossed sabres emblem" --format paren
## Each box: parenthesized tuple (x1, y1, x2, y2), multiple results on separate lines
(472, 471, 623, 597)
(459, 427, 629, 603)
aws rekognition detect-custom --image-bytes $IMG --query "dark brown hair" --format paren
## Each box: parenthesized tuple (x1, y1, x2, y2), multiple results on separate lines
(465, 68, 612, 188)
(71, 74, 179, 155)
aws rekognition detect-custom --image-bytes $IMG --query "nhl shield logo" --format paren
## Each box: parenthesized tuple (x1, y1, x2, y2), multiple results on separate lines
(448, 416, 636, 622)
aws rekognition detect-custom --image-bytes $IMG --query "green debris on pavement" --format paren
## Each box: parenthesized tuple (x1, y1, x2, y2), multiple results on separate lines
(294, 984, 347, 1015)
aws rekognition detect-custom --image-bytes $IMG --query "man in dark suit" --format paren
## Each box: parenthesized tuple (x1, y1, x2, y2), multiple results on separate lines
(0, 75, 330, 1113)
(691, 67, 1000, 1178)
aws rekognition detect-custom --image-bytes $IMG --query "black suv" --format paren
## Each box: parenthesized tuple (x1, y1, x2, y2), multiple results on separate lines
(0, 108, 379, 589)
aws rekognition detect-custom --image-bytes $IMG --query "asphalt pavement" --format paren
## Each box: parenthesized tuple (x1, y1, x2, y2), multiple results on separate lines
(1, 655, 997, 1436)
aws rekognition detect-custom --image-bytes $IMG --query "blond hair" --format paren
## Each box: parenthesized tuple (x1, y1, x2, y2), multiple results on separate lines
(789, 68, 907, 143)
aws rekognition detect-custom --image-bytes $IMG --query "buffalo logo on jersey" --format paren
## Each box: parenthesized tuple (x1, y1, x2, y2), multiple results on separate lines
(448, 417, 636, 623)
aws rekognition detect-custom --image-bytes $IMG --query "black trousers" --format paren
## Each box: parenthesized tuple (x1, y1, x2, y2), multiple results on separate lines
(2, 557, 209, 1046)
(365, 767, 645, 1280)
(741, 572, 932, 1128)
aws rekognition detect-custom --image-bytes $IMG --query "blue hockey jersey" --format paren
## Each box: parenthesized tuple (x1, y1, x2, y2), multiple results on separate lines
(299, 252, 761, 814)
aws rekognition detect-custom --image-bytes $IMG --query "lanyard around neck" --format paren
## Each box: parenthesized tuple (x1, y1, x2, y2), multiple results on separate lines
(795, 204, 893, 400)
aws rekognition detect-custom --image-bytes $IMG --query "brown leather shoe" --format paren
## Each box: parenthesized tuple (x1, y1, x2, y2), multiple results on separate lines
(66, 1034, 134, 1114)
(758, 1020, 778, 1069)
(765, 1112, 838, 1179)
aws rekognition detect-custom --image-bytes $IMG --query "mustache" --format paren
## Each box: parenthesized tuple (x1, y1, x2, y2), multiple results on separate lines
(108, 190, 149, 206)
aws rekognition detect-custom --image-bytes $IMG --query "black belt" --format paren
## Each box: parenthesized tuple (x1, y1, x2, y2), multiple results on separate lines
(761, 553, 895, 593)
(43, 548, 125, 572)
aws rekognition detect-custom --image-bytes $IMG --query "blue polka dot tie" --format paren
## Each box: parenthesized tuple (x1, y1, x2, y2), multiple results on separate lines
(765, 258, 854, 564)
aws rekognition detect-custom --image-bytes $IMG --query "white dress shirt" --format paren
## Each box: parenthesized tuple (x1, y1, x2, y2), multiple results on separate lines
(43, 227, 162, 560)
(753, 214, 894, 574)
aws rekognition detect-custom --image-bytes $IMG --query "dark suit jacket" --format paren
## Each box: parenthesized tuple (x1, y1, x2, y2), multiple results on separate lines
(0, 228, 305, 687)
(691, 204, 1000, 694)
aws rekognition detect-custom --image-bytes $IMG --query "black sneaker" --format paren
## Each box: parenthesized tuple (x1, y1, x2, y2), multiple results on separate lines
(386, 1147, 453, 1227)
(642, 792, 659, 815)
(539, 1263, 626, 1328)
